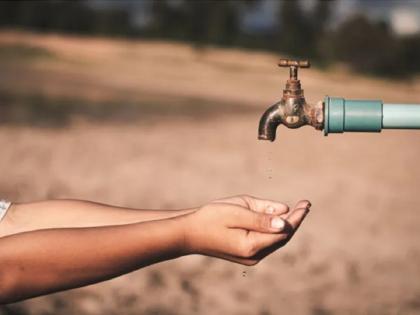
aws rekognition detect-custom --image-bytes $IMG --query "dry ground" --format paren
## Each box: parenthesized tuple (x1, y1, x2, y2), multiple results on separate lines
(1, 31, 420, 315)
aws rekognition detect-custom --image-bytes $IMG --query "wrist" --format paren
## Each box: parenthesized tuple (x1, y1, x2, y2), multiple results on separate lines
(175, 208, 198, 256)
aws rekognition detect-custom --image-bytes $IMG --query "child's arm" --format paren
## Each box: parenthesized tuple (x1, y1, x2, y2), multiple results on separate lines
(0, 200, 195, 237)
(0, 196, 310, 304)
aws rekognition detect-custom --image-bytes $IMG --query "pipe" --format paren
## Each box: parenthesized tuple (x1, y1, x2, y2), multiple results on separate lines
(324, 96, 420, 135)
(383, 104, 420, 129)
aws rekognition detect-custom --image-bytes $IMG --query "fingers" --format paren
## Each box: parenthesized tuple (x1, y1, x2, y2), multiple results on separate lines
(212, 195, 289, 215)
(228, 207, 286, 233)
(241, 195, 289, 215)
(286, 202, 311, 231)
(226, 198, 310, 233)
(293, 199, 311, 211)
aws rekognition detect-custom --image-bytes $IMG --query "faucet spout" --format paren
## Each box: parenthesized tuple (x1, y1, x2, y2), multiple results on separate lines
(258, 59, 324, 141)
(258, 103, 283, 141)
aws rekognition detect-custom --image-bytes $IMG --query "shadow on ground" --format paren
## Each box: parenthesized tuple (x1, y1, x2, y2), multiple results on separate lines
(0, 90, 258, 128)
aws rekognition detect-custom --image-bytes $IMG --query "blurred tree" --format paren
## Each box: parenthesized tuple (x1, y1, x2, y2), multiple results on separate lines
(149, 1, 189, 40)
(312, 0, 334, 34)
(312, 0, 334, 64)
(149, 0, 242, 48)
(0, 0, 131, 36)
(331, 14, 403, 76)
(277, 0, 312, 57)
(276, 0, 334, 61)
(186, 0, 241, 47)
(401, 34, 420, 74)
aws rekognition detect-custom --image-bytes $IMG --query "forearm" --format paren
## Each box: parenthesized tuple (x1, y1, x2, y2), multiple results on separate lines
(1, 200, 195, 237)
(0, 216, 186, 304)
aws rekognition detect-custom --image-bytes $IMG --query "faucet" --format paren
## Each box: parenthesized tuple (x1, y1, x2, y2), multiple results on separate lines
(258, 59, 420, 140)
(258, 59, 323, 141)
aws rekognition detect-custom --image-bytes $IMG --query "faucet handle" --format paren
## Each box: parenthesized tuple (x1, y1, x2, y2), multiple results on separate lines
(278, 59, 310, 68)
(278, 59, 310, 80)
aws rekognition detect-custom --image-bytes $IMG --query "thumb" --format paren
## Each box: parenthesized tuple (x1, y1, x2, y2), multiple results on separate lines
(228, 207, 286, 233)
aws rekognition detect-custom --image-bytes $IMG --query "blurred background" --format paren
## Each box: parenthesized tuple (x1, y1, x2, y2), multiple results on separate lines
(1, 0, 420, 314)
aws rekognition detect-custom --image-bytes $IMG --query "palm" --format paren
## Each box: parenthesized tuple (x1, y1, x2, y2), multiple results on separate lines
(210, 195, 310, 265)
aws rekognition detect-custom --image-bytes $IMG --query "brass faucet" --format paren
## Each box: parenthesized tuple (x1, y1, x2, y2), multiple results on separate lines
(258, 59, 324, 141)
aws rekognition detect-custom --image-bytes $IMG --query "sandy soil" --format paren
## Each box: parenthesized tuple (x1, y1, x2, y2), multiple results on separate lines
(1, 31, 420, 315)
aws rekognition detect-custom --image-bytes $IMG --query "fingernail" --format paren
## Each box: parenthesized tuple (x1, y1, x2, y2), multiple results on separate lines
(266, 205, 275, 214)
(306, 202, 312, 209)
(271, 217, 285, 230)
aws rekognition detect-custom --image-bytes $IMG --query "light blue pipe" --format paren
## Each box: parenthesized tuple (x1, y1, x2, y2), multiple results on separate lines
(324, 96, 420, 136)
(383, 104, 420, 129)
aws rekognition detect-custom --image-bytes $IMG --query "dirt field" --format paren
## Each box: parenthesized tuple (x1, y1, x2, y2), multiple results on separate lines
(1, 31, 420, 315)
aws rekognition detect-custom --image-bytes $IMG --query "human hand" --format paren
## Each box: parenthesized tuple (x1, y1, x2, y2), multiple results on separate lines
(181, 195, 310, 265)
